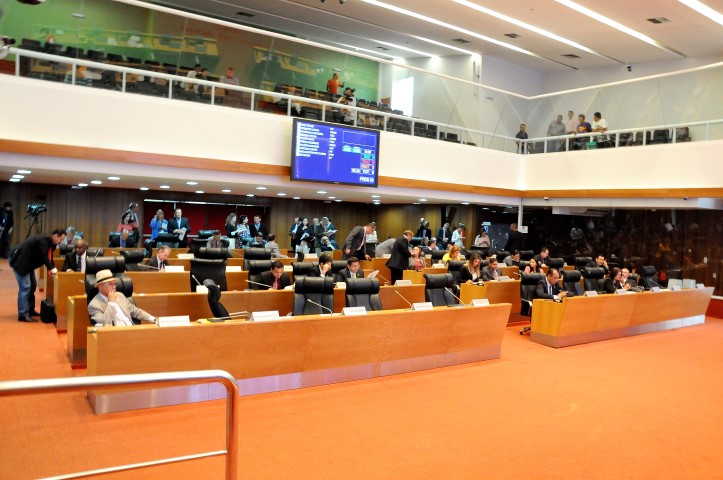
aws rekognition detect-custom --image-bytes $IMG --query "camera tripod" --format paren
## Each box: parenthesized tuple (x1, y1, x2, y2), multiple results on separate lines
(25, 213, 43, 239)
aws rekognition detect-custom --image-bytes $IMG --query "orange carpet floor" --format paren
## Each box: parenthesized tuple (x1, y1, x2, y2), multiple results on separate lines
(1, 258, 723, 479)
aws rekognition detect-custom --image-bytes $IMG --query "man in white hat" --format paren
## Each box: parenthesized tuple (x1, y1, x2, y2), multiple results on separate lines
(88, 269, 156, 326)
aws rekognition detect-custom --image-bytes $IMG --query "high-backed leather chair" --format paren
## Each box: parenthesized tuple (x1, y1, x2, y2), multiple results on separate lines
(292, 276, 334, 316)
(410, 237, 424, 247)
(331, 260, 348, 276)
(204, 279, 229, 319)
(189, 238, 206, 256)
(86, 247, 104, 258)
(190, 258, 227, 291)
(574, 257, 592, 271)
(344, 277, 382, 311)
(244, 247, 271, 260)
(59, 243, 74, 256)
(626, 273, 639, 289)
(197, 229, 215, 240)
(446, 260, 465, 285)
(246, 260, 273, 289)
(546, 258, 563, 269)
(430, 250, 448, 263)
(639, 266, 658, 290)
(582, 267, 606, 292)
(423, 273, 456, 306)
(495, 250, 510, 263)
(518, 260, 530, 272)
(519, 272, 545, 334)
(120, 250, 146, 271)
(292, 262, 315, 280)
(86, 256, 126, 275)
(107, 232, 121, 248)
(520, 250, 534, 261)
(197, 247, 229, 260)
(562, 269, 583, 296)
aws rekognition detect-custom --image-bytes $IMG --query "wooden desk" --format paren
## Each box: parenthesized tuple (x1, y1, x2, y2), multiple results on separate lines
(530, 287, 714, 348)
(333, 284, 426, 312)
(87, 303, 511, 413)
(459, 280, 521, 315)
(403, 267, 448, 284)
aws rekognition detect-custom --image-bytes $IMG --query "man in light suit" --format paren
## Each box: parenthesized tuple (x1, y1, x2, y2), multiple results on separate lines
(342, 222, 376, 260)
(168, 208, 191, 248)
(88, 269, 156, 326)
(62, 239, 88, 272)
(335, 257, 364, 283)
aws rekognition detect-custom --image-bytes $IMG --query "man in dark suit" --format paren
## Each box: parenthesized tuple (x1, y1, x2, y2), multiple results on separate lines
(335, 257, 364, 283)
(386, 230, 413, 284)
(258, 260, 292, 290)
(147, 245, 170, 270)
(108, 229, 137, 248)
(168, 208, 191, 248)
(342, 222, 376, 260)
(0, 201, 14, 258)
(504, 223, 524, 252)
(62, 239, 88, 272)
(534, 247, 551, 267)
(249, 215, 268, 240)
(586, 254, 610, 275)
(534, 268, 568, 300)
(481, 257, 502, 281)
(9, 228, 65, 322)
(308, 253, 333, 277)
(436, 222, 451, 249)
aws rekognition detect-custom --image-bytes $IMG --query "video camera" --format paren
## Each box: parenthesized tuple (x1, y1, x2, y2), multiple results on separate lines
(27, 203, 47, 216)
(0, 36, 17, 47)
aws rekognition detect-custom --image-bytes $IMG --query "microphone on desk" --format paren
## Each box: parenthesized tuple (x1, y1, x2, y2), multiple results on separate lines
(394, 289, 413, 309)
(94, 249, 101, 257)
(646, 279, 665, 290)
(137, 263, 161, 270)
(203, 311, 252, 322)
(375, 272, 391, 286)
(192, 274, 203, 286)
(444, 287, 467, 306)
(306, 298, 333, 314)
(246, 279, 272, 290)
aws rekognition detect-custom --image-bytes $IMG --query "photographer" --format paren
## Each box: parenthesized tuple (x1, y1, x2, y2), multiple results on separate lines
(10, 228, 66, 322)
(336, 87, 356, 124)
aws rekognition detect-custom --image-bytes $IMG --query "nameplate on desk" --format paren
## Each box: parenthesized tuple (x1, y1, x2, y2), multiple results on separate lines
(412, 302, 434, 311)
(226, 266, 242, 272)
(342, 306, 367, 316)
(304, 254, 318, 260)
(615, 289, 631, 295)
(157, 315, 191, 327)
(697, 283, 706, 289)
(650, 287, 661, 292)
(682, 279, 696, 289)
(164, 265, 185, 272)
(583, 291, 598, 297)
(670, 285, 682, 291)
(251, 311, 280, 322)
(336, 282, 347, 289)
(498, 276, 511, 281)
(395, 280, 413, 286)
(195, 285, 208, 294)
(177, 253, 194, 260)
(471, 298, 489, 306)
(283, 265, 293, 272)
(432, 263, 445, 268)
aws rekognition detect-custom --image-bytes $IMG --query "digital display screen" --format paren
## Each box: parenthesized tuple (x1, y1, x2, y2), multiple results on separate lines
(291, 118, 380, 187)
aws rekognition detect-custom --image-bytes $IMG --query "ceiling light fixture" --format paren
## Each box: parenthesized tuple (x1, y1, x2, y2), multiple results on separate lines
(78, 183, 88, 187)
(221, 189, 231, 193)
(9, 178, 20, 183)
(195, 190, 204, 194)
(256, 186, 267, 190)
(246, 193, 255, 197)
(108, 176, 120, 181)
(160, 185, 170, 189)
(317, 190, 327, 194)
(140, 187, 149, 191)
(11, 174, 24, 179)
(187, 181, 198, 185)
(90, 180, 102, 185)
(277, 192, 287, 196)
(678, 0, 723, 26)
(17, 169, 32, 174)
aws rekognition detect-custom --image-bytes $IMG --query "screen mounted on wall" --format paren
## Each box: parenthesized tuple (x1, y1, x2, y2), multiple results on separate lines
(291, 118, 379, 187)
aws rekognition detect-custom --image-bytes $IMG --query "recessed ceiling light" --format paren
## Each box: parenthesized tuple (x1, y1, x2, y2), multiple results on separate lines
(317, 190, 327, 194)
(187, 181, 198, 185)
(246, 193, 255, 197)
(78, 183, 88, 187)
(256, 186, 267, 190)
(17, 170, 32, 174)
(160, 185, 170, 189)
(413, 202, 421, 205)
(293, 196, 300, 200)
(277, 192, 287, 196)
(195, 190, 204, 194)
(327, 196, 336, 199)
(482, 207, 489, 210)
(108, 176, 120, 181)
(139, 187, 149, 191)
(678, 0, 723, 27)
(461, 202, 469, 205)
(9, 178, 21, 183)
(221, 189, 231, 193)
(371, 194, 381, 198)
(419, 198, 427, 202)
(335, 199, 342, 202)
(11, 174, 24, 179)
(91, 180, 102, 185)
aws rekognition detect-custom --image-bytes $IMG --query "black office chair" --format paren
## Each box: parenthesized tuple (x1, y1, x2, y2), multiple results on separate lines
(626, 273, 639, 289)
(292, 276, 334, 316)
(204, 279, 229, 319)
(86, 256, 126, 275)
(246, 259, 273, 289)
(190, 258, 227, 292)
(189, 238, 207, 256)
(519, 273, 545, 334)
(292, 262, 315, 280)
(582, 267, 606, 292)
(244, 247, 271, 260)
(547, 258, 565, 269)
(345, 277, 382, 311)
(495, 250, 510, 263)
(120, 250, 146, 271)
(155, 233, 177, 247)
(86, 247, 104, 258)
(85, 275, 133, 314)
(520, 250, 534, 261)
(197, 247, 229, 260)
(410, 237, 424, 247)
(639, 266, 658, 290)
(108, 232, 121, 247)
(197, 229, 215, 240)
(431, 250, 448, 263)
(574, 257, 592, 271)
(58, 244, 73, 256)
(561, 269, 584, 296)
(331, 261, 349, 277)
(447, 260, 465, 285)
(423, 273, 456, 306)
(518, 260, 530, 273)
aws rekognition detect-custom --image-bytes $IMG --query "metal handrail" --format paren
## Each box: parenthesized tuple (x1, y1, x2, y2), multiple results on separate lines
(0, 370, 239, 480)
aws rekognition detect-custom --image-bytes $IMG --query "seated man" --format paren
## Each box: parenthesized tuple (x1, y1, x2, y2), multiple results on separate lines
(586, 254, 610, 275)
(335, 256, 364, 283)
(421, 238, 438, 254)
(308, 252, 333, 277)
(481, 258, 502, 281)
(534, 247, 551, 267)
(534, 268, 569, 300)
(206, 230, 224, 248)
(147, 244, 171, 270)
(504, 250, 521, 267)
(258, 260, 291, 290)
(89, 269, 156, 326)
(264, 233, 288, 258)
(109, 228, 137, 248)
(249, 233, 266, 248)
(62, 238, 88, 272)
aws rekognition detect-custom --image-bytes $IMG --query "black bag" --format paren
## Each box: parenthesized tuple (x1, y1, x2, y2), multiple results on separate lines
(40, 299, 57, 324)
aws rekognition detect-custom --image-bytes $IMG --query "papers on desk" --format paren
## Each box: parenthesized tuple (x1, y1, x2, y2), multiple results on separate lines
(164, 265, 185, 273)
(583, 291, 598, 297)
(177, 228, 187, 241)
(368, 270, 379, 279)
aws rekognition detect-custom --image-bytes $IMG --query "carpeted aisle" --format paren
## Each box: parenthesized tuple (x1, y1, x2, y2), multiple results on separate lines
(1, 258, 723, 479)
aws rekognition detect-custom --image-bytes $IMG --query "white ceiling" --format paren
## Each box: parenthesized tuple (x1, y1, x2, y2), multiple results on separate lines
(152, 0, 723, 71)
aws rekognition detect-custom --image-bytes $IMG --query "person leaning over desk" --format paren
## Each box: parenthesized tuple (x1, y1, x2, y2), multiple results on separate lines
(88, 269, 156, 326)
(534, 268, 569, 300)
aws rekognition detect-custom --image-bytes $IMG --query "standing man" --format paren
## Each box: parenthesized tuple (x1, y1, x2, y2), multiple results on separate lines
(573, 114, 592, 150)
(249, 215, 268, 240)
(326, 72, 344, 95)
(9, 228, 65, 322)
(504, 223, 524, 252)
(565, 110, 576, 134)
(168, 208, 191, 248)
(547, 114, 565, 152)
(515, 123, 529, 154)
(62, 238, 88, 272)
(437, 222, 451, 249)
(386, 230, 413, 284)
(592, 112, 609, 147)
(288, 216, 302, 254)
(0, 202, 14, 258)
(342, 222, 376, 260)
(315, 216, 337, 253)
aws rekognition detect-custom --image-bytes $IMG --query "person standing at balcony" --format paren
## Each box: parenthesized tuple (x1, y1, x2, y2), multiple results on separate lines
(326, 72, 344, 95)
(547, 114, 565, 152)
(515, 123, 529, 154)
